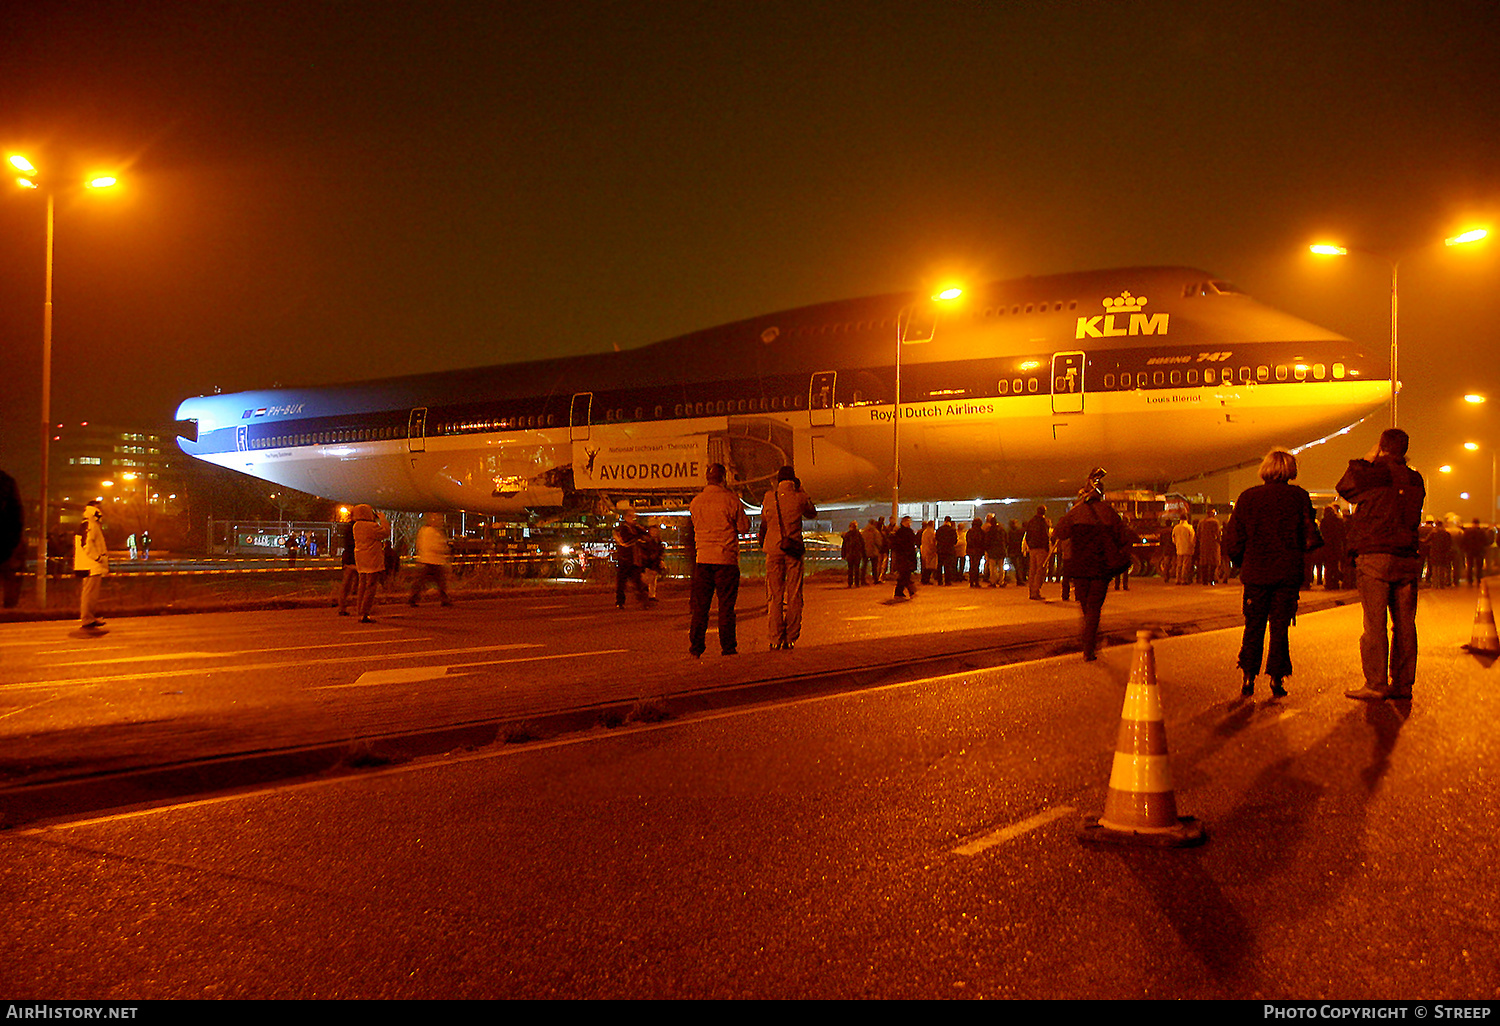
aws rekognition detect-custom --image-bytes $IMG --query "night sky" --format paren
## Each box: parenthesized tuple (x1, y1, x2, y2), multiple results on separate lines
(3, 0, 1498, 513)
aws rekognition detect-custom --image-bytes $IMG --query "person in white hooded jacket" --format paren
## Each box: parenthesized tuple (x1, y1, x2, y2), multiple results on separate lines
(74, 503, 109, 629)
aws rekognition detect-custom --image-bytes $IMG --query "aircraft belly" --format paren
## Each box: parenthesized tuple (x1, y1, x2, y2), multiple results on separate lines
(830, 380, 1386, 498)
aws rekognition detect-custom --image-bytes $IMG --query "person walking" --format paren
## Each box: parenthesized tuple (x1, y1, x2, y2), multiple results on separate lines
(640, 524, 666, 600)
(0, 469, 23, 609)
(74, 502, 109, 630)
(1024, 505, 1052, 600)
(1052, 468, 1134, 661)
(862, 519, 884, 584)
(1460, 518, 1491, 587)
(966, 517, 986, 587)
(919, 520, 937, 585)
(612, 510, 650, 608)
(890, 514, 919, 599)
(408, 513, 453, 607)
(688, 463, 751, 657)
(1197, 509, 1222, 585)
(841, 521, 866, 587)
(1339, 428, 1425, 703)
(1224, 449, 1321, 699)
(1321, 505, 1347, 589)
(761, 466, 816, 650)
(935, 517, 958, 585)
(1172, 517, 1196, 584)
(352, 504, 390, 623)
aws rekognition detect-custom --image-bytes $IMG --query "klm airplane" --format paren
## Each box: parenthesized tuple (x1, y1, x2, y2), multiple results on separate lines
(175, 266, 1387, 513)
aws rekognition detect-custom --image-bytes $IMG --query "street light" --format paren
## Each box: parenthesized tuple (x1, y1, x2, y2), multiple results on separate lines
(1309, 227, 1488, 428)
(892, 285, 964, 521)
(8, 153, 119, 606)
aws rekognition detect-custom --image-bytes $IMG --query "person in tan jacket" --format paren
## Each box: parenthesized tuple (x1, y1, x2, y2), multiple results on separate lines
(352, 504, 390, 623)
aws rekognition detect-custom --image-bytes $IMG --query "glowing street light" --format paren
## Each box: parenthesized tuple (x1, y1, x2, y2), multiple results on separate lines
(8, 153, 120, 607)
(1310, 226, 1488, 428)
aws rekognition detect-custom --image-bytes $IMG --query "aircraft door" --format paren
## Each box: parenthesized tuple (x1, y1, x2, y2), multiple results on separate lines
(810, 371, 836, 428)
(1051, 352, 1085, 414)
(236, 426, 247, 452)
(407, 407, 428, 452)
(570, 392, 593, 441)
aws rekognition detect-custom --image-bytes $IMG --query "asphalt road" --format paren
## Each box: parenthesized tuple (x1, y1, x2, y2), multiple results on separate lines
(1, 572, 1295, 806)
(1, 576, 1497, 999)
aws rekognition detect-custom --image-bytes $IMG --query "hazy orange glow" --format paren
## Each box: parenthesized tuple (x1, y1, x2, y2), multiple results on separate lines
(1309, 244, 1348, 256)
(86, 176, 118, 189)
(8, 154, 37, 174)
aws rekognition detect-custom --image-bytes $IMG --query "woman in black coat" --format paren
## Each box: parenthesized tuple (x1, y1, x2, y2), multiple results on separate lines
(1224, 449, 1322, 699)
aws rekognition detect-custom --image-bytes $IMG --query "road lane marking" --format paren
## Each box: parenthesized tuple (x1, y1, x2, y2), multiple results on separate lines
(40, 638, 439, 667)
(329, 648, 631, 689)
(951, 806, 1076, 856)
(0, 643, 545, 690)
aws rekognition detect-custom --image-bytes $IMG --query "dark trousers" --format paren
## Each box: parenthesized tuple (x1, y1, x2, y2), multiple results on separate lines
(1074, 576, 1109, 657)
(616, 563, 647, 607)
(894, 568, 916, 598)
(1239, 582, 1299, 680)
(689, 563, 740, 655)
(846, 558, 864, 586)
(1356, 554, 1420, 692)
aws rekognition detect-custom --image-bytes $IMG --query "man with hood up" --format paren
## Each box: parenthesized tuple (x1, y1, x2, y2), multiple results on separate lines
(352, 504, 390, 623)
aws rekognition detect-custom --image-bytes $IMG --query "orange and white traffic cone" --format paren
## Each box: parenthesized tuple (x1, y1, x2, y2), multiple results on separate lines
(1462, 580, 1500, 657)
(1080, 630, 1206, 847)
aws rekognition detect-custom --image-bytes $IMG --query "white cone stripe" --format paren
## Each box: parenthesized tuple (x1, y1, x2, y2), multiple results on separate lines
(1119, 685, 1166, 723)
(1107, 752, 1176, 793)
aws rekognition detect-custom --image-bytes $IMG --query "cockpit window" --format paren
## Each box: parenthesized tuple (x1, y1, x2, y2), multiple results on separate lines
(1185, 280, 1248, 298)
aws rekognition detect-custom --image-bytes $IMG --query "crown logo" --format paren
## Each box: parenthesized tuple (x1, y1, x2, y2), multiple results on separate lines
(1102, 291, 1146, 313)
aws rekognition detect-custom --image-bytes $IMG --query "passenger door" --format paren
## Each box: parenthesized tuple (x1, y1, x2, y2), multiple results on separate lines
(1051, 351, 1085, 414)
(407, 407, 428, 452)
(810, 371, 836, 428)
(570, 392, 593, 441)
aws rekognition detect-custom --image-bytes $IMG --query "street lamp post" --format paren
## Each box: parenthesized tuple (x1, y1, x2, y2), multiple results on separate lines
(9, 154, 118, 607)
(892, 286, 963, 522)
(1310, 228, 1488, 428)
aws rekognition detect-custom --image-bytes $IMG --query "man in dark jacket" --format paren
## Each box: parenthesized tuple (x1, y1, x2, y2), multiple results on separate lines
(1024, 506, 1052, 600)
(841, 521, 866, 587)
(934, 517, 958, 585)
(1052, 468, 1134, 661)
(1338, 428, 1425, 702)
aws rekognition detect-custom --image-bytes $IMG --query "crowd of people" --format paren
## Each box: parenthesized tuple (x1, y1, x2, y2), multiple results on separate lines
(1, 424, 1475, 707)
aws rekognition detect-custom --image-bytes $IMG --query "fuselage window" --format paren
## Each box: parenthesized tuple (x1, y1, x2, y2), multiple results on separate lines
(1276, 366, 1289, 381)
(1153, 372, 1164, 386)
(998, 379, 1010, 395)
(1204, 369, 1216, 385)
(1187, 370, 1199, 384)
(1314, 364, 1327, 380)
(1258, 366, 1270, 382)
(1333, 363, 1346, 379)
(1170, 371, 1181, 385)
(1012, 378, 1023, 393)
(1239, 367, 1252, 383)
(1027, 378, 1038, 394)
(1103, 375, 1114, 389)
